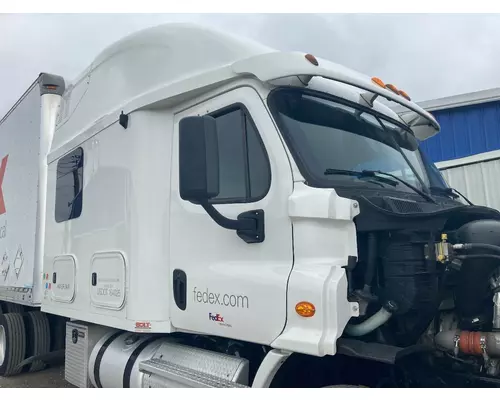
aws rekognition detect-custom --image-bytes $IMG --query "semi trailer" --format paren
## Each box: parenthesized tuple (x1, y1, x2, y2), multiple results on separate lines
(2, 22, 500, 388)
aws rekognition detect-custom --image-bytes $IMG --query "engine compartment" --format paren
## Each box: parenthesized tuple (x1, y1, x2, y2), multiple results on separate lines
(340, 191, 500, 385)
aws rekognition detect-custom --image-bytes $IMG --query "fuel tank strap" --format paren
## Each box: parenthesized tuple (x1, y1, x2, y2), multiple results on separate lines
(122, 336, 159, 388)
(93, 331, 122, 388)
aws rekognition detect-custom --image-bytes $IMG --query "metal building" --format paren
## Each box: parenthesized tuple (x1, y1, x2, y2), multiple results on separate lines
(396, 88, 500, 211)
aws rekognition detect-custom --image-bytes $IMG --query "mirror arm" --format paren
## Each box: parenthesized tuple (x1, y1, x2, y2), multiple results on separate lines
(201, 203, 246, 231)
(201, 202, 265, 244)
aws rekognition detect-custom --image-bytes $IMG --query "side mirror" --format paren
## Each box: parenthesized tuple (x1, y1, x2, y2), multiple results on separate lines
(178, 114, 265, 244)
(179, 116, 220, 202)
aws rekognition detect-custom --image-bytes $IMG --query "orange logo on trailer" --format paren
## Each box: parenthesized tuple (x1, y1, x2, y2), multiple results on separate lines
(0, 155, 8, 215)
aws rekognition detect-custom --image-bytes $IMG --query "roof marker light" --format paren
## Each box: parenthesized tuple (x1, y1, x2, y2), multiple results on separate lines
(371, 77, 385, 88)
(398, 89, 411, 101)
(385, 83, 399, 94)
(305, 54, 319, 66)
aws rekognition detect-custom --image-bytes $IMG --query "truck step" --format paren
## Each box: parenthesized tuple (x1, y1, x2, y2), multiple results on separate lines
(140, 358, 249, 388)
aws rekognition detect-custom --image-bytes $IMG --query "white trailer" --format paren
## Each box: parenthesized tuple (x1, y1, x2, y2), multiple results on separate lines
(2, 22, 500, 388)
(0, 74, 66, 376)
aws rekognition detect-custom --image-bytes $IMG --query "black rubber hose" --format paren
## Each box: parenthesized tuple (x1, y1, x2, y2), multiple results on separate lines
(456, 254, 500, 262)
(455, 243, 500, 254)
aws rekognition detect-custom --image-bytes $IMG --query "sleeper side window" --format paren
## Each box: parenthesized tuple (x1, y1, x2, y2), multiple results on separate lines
(209, 105, 271, 203)
(55, 147, 84, 223)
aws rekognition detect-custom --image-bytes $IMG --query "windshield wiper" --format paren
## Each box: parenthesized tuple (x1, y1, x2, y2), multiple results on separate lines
(430, 186, 473, 205)
(363, 170, 437, 204)
(324, 168, 398, 188)
(325, 168, 437, 204)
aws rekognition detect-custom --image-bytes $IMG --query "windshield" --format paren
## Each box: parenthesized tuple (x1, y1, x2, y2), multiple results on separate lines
(268, 88, 449, 194)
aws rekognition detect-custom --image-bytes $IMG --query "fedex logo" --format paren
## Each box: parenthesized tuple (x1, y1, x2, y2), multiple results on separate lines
(209, 313, 224, 323)
(0, 155, 7, 215)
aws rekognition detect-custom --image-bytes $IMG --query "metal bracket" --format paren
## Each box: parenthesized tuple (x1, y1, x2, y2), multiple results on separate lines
(359, 91, 379, 108)
(119, 111, 129, 129)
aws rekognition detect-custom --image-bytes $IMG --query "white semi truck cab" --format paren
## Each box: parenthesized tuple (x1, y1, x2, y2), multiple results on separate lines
(1, 23, 500, 388)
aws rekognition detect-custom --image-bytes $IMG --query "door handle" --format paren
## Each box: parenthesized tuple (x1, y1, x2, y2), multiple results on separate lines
(173, 269, 187, 311)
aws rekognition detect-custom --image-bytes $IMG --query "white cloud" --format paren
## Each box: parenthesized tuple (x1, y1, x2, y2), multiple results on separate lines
(1, 13, 500, 117)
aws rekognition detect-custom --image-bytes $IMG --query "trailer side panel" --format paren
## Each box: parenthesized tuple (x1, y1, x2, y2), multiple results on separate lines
(0, 80, 42, 306)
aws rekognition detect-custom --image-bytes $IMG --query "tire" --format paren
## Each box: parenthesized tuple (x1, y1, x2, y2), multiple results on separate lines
(4, 303, 24, 314)
(23, 311, 51, 373)
(0, 313, 26, 377)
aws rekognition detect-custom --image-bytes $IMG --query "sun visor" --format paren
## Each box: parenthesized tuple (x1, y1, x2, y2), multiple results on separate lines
(232, 51, 440, 141)
(397, 110, 439, 140)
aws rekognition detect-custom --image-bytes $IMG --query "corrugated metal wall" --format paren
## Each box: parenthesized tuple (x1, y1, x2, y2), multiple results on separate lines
(420, 100, 500, 163)
(439, 157, 500, 211)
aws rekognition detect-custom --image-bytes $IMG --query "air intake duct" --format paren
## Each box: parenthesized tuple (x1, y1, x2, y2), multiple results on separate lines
(379, 231, 439, 315)
(377, 231, 440, 345)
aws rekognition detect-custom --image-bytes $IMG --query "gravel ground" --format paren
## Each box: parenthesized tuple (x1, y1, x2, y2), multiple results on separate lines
(0, 365, 75, 388)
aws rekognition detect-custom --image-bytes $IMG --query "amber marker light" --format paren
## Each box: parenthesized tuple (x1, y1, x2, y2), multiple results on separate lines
(385, 83, 400, 94)
(305, 54, 319, 66)
(398, 89, 411, 101)
(371, 77, 385, 88)
(295, 301, 316, 317)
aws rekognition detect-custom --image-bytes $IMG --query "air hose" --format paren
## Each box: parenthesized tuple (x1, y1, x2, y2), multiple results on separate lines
(453, 243, 500, 254)
(344, 306, 393, 337)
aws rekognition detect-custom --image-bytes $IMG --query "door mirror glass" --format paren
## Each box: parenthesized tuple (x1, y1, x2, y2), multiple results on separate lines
(179, 115, 220, 202)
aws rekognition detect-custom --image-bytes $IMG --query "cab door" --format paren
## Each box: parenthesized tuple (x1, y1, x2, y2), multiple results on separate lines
(169, 86, 294, 344)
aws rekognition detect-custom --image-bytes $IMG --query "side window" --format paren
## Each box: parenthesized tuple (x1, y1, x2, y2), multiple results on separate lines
(55, 147, 84, 223)
(210, 106, 271, 203)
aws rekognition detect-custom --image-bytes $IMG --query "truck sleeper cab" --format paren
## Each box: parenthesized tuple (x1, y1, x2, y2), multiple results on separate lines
(1, 23, 499, 388)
